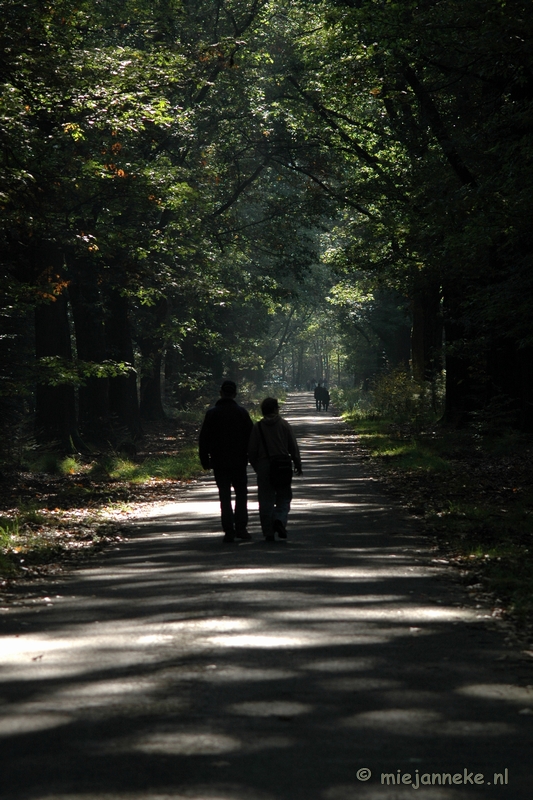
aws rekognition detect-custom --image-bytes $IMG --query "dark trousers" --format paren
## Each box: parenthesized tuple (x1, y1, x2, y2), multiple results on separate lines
(214, 467, 248, 534)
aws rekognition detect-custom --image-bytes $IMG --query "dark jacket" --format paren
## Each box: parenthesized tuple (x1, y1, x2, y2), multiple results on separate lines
(198, 397, 253, 471)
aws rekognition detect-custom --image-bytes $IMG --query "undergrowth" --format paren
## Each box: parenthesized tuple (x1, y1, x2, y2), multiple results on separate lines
(1, 436, 203, 580)
(0, 509, 120, 579)
(88, 447, 201, 482)
(342, 410, 533, 628)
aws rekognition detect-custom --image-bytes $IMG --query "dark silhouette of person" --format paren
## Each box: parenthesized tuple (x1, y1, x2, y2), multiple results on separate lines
(248, 397, 302, 541)
(198, 380, 253, 542)
(322, 386, 330, 411)
(314, 382, 323, 411)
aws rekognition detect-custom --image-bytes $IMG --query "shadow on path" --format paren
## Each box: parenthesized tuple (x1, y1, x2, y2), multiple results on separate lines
(1, 394, 532, 800)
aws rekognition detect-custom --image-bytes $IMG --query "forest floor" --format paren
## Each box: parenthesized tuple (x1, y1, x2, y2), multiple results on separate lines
(349, 421, 533, 640)
(0, 418, 202, 597)
(1, 400, 533, 639)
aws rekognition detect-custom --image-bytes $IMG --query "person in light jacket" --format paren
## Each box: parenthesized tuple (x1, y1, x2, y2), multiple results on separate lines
(248, 397, 302, 541)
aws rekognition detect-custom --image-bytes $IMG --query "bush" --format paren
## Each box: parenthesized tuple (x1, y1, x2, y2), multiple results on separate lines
(371, 369, 444, 427)
(330, 387, 378, 418)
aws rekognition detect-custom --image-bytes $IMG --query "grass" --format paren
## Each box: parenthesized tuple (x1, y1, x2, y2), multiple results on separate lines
(0, 516, 22, 576)
(343, 411, 533, 630)
(346, 417, 450, 471)
(99, 447, 202, 482)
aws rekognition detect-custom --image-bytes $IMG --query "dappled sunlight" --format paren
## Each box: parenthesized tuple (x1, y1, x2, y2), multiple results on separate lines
(304, 657, 381, 672)
(341, 708, 515, 738)
(202, 565, 439, 582)
(228, 700, 311, 717)
(269, 605, 475, 622)
(285, 412, 340, 424)
(206, 629, 398, 648)
(323, 786, 465, 799)
(0, 711, 73, 737)
(133, 731, 242, 755)
(1, 396, 531, 799)
(457, 683, 533, 705)
(341, 707, 442, 734)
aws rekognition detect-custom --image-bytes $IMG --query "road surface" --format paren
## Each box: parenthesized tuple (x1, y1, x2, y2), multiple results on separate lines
(1, 394, 532, 799)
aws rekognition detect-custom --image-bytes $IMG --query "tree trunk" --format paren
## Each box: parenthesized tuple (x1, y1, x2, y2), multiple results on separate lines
(105, 288, 143, 440)
(139, 349, 166, 420)
(68, 259, 111, 441)
(487, 339, 533, 432)
(411, 281, 443, 383)
(441, 289, 480, 426)
(34, 291, 85, 451)
(138, 298, 168, 421)
(31, 240, 86, 451)
(298, 344, 304, 390)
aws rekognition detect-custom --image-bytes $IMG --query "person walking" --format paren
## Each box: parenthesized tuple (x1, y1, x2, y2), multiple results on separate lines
(198, 380, 253, 543)
(314, 382, 323, 411)
(248, 397, 302, 541)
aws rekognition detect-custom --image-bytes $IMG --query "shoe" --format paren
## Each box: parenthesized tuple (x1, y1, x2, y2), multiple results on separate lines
(273, 519, 287, 539)
(223, 533, 236, 543)
(235, 529, 251, 540)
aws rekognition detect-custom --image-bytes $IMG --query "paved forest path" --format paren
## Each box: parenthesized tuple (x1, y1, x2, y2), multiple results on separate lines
(1, 394, 533, 799)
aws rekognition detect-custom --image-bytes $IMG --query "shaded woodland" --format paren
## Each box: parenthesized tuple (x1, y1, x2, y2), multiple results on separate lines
(1, 0, 533, 457)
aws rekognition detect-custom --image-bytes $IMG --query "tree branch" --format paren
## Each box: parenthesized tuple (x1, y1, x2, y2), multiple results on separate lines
(400, 62, 477, 187)
(264, 307, 296, 364)
(286, 76, 408, 201)
(210, 158, 270, 218)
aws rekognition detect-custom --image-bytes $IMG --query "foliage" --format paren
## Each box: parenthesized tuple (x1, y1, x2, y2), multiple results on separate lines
(2, 0, 533, 447)
(90, 448, 201, 482)
(333, 367, 444, 426)
(371, 369, 443, 426)
(330, 386, 377, 417)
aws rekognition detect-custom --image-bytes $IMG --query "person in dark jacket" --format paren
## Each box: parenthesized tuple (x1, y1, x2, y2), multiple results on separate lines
(314, 382, 323, 410)
(198, 380, 253, 542)
(248, 397, 302, 541)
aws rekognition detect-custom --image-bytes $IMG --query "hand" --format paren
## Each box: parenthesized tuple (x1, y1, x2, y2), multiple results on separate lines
(294, 465, 303, 476)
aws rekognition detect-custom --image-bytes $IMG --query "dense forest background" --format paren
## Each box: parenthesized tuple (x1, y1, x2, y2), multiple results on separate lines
(2, 0, 533, 456)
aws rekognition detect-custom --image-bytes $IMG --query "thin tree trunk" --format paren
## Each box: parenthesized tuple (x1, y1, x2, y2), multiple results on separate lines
(32, 241, 86, 451)
(138, 298, 168, 421)
(68, 259, 111, 440)
(34, 291, 85, 451)
(105, 288, 143, 440)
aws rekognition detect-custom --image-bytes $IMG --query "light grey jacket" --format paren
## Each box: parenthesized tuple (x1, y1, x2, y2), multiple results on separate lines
(248, 413, 301, 472)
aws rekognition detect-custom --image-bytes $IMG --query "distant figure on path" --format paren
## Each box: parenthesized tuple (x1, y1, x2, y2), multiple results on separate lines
(199, 380, 253, 543)
(314, 382, 323, 411)
(322, 386, 330, 411)
(248, 397, 302, 541)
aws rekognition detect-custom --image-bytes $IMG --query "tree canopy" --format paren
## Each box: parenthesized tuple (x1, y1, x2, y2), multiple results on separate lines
(1, 0, 532, 449)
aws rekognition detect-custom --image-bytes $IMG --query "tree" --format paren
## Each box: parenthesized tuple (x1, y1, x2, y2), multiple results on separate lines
(272, 0, 533, 426)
